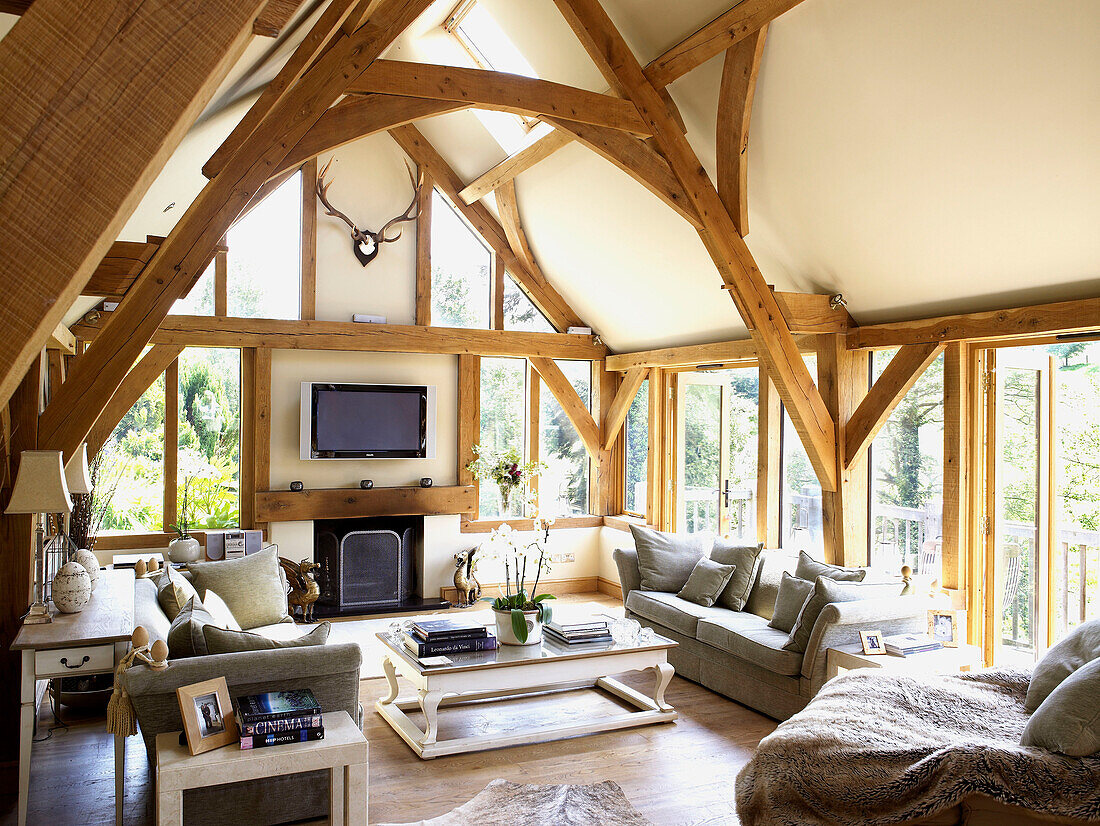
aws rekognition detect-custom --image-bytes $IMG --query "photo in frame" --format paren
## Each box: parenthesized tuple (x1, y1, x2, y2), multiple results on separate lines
(859, 629, 886, 655)
(176, 677, 238, 755)
(928, 609, 965, 648)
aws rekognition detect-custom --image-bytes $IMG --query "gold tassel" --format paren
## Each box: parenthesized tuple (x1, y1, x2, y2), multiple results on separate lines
(105, 626, 167, 739)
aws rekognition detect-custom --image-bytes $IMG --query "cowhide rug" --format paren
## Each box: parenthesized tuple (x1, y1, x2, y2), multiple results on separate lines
(377, 779, 653, 826)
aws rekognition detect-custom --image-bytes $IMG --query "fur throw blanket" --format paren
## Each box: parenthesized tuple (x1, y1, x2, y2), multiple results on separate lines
(735, 668, 1100, 825)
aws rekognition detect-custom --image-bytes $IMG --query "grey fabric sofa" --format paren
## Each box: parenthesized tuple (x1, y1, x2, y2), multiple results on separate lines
(122, 576, 363, 826)
(614, 547, 928, 720)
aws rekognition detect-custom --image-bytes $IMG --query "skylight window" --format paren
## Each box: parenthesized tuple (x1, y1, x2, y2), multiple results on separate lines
(443, 1, 551, 154)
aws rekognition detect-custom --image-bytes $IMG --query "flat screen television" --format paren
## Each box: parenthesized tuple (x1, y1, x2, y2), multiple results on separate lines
(300, 382, 436, 459)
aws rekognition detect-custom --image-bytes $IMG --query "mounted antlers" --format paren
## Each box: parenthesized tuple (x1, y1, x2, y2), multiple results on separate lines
(316, 158, 422, 266)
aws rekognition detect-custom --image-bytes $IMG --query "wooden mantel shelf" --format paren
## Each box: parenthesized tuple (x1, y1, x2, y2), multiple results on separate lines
(254, 485, 477, 522)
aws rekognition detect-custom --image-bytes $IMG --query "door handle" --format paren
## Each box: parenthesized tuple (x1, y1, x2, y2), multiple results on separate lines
(723, 480, 731, 508)
(60, 656, 90, 669)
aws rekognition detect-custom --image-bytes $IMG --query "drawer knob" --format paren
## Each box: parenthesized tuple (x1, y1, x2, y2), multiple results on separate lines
(59, 655, 90, 669)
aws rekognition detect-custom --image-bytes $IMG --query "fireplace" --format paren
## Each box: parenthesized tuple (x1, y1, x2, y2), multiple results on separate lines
(313, 516, 447, 616)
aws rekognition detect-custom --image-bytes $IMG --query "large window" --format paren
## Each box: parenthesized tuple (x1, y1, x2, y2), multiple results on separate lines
(503, 275, 553, 332)
(478, 357, 527, 517)
(624, 379, 649, 517)
(431, 190, 490, 329)
(539, 360, 591, 517)
(869, 351, 945, 575)
(780, 356, 823, 553)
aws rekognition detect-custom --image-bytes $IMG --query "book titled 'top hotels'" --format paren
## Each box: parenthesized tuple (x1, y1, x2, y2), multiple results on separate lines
(234, 689, 322, 735)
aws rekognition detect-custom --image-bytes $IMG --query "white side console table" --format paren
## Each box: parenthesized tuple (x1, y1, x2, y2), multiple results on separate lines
(11, 567, 134, 826)
(155, 710, 368, 826)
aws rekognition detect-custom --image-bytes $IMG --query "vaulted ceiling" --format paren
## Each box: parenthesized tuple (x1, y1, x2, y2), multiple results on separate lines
(14, 0, 1096, 352)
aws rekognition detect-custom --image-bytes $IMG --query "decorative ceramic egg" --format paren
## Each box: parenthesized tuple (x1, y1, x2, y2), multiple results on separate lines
(52, 561, 92, 613)
(73, 548, 100, 592)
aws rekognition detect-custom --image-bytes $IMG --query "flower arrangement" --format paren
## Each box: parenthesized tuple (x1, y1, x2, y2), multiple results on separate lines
(170, 476, 194, 540)
(465, 445, 545, 514)
(478, 515, 556, 643)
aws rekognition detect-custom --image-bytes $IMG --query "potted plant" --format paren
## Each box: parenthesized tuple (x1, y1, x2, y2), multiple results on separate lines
(466, 446, 545, 516)
(479, 517, 556, 645)
(168, 477, 202, 563)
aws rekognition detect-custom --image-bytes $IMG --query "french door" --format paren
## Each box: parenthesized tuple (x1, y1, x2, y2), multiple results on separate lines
(676, 373, 731, 536)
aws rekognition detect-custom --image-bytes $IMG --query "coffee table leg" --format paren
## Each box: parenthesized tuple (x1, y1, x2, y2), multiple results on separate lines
(651, 662, 674, 711)
(417, 689, 444, 745)
(380, 656, 399, 705)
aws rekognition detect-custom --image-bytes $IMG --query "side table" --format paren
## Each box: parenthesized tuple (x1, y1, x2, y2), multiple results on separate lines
(827, 642, 983, 680)
(155, 710, 368, 826)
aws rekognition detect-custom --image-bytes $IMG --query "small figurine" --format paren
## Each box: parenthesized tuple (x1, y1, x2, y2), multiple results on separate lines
(452, 548, 481, 608)
(280, 557, 321, 623)
(900, 565, 915, 596)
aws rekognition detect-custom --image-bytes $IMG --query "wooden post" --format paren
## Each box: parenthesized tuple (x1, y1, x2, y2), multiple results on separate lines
(942, 342, 968, 591)
(527, 361, 540, 509)
(457, 355, 480, 519)
(214, 248, 228, 316)
(491, 256, 506, 331)
(646, 368, 664, 527)
(254, 348, 272, 536)
(300, 158, 318, 320)
(756, 365, 781, 547)
(239, 349, 257, 530)
(415, 171, 434, 327)
(164, 358, 179, 532)
(590, 361, 619, 516)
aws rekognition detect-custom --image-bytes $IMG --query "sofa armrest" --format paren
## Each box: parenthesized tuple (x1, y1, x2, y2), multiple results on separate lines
(121, 642, 362, 759)
(613, 548, 642, 599)
(802, 597, 930, 691)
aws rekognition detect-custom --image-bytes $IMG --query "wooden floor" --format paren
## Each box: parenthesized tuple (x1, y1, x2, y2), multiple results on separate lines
(0, 594, 777, 826)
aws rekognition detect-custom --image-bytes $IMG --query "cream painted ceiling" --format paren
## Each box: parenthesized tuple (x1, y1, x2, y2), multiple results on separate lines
(22, 0, 1096, 350)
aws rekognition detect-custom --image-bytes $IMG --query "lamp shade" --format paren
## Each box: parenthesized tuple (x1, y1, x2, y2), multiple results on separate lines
(64, 443, 92, 495)
(5, 450, 72, 515)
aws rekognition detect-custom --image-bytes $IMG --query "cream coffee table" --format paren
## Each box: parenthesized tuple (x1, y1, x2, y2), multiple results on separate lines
(375, 629, 677, 758)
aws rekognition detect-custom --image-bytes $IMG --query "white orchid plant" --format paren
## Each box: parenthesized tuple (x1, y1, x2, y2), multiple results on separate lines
(479, 514, 557, 642)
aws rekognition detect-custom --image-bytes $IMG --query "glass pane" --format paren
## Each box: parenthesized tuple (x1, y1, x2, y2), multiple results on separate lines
(226, 171, 302, 319)
(682, 384, 721, 534)
(781, 356, 823, 553)
(539, 360, 590, 517)
(503, 274, 554, 332)
(869, 352, 945, 575)
(178, 349, 241, 530)
(431, 190, 490, 329)
(725, 368, 759, 542)
(170, 260, 215, 315)
(478, 358, 527, 517)
(624, 378, 649, 516)
(99, 362, 165, 532)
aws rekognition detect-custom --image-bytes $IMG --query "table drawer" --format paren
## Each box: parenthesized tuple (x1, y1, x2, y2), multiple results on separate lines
(35, 645, 113, 678)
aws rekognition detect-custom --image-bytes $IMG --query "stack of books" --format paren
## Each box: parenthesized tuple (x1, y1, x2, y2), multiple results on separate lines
(883, 633, 943, 657)
(404, 618, 497, 657)
(544, 618, 612, 645)
(235, 689, 323, 750)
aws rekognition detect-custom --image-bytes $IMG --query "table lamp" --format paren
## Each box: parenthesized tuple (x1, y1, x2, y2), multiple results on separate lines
(5, 450, 72, 624)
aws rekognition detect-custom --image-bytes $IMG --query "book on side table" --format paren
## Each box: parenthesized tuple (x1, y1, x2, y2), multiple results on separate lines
(234, 689, 324, 750)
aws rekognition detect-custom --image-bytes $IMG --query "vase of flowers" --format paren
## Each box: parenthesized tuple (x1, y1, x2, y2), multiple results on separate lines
(466, 446, 545, 517)
(479, 517, 556, 645)
(168, 477, 202, 564)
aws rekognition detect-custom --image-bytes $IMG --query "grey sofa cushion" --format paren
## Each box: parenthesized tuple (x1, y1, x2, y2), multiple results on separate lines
(629, 524, 710, 592)
(744, 551, 798, 620)
(768, 572, 814, 634)
(795, 550, 866, 583)
(135, 576, 172, 646)
(156, 566, 200, 621)
(1022, 657, 1100, 756)
(188, 546, 288, 630)
(167, 597, 217, 658)
(697, 613, 804, 676)
(625, 590, 728, 637)
(784, 577, 903, 653)
(203, 621, 330, 655)
(710, 540, 765, 611)
(678, 557, 737, 607)
(1025, 619, 1100, 712)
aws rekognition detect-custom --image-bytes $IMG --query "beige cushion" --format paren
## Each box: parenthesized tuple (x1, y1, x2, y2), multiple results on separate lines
(203, 622, 331, 655)
(768, 572, 814, 634)
(677, 558, 737, 608)
(156, 566, 200, 621)
(200, 589, 241, 632)
(697, 614, 804, 676)
(188, 547, 288, 630)
(784, 576, 902, 653)
(166, 597, 216, 658)
(1022, 657, 1100, 756)
(710, 540, 764, 611)
(1025, 619, 1100, 712)
(744, 551, 798, 620)
(625, 590, 729, 637)
(795, 550, 866, 583)
(629, 524, 710, 592)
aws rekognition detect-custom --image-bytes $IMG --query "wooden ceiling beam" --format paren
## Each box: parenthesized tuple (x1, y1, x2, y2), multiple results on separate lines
(605, 334, 818, 372)
(349, 60, 652, 136)
(0, 0, 266, 413)
(253, 0, 306, 37)
(601, 366, 647, 450)
(389, 124, 586, 332)
(844, 342, 945, 469)
(39, 0, 435, 459)
(71, 314, 607, 360)
(644, 0, 807, 89)
(553, 0, 837, 492)
(47, 322, 76, 355)
(717, 25, 767, 235)
(458, 131, 574, 204)
(529, 357, 601, 461)
(494, 181, 539, 278)
(87, 344, 184, 457)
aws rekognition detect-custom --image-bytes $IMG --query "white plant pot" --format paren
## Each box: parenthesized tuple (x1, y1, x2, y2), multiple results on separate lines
(73, 548, 100, 592)
(52, 562, 91, 613)
(493, 608, 543, 646)
(169, 536, 202, 564)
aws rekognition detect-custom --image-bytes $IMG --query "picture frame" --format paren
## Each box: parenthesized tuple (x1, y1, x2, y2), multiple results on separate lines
(859, 629, 886, 655)
(928, 609, 966, 648)
(176, 677, 237, 755)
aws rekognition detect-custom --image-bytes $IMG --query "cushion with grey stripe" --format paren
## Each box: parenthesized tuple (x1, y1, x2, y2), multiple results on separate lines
(203, 622, 330, 655)
(188, 546, 288, 630)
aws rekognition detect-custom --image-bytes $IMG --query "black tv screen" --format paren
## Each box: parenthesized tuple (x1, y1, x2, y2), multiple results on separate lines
(309, 384, 431, 459)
